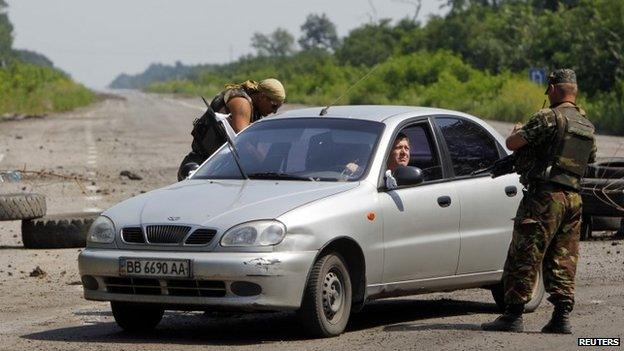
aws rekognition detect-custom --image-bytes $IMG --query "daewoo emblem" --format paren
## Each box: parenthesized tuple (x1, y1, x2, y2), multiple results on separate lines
(167, 216, 181, 221)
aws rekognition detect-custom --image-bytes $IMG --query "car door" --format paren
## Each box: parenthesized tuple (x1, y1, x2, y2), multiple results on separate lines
(434, 116, 522, 274)
(380, 120, 461, 283)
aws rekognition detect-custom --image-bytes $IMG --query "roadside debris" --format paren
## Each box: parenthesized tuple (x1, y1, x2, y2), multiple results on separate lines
(0, 114, 46, 122)
(0, 171, 22, 183)
(0, 168, 89, 194)
(120, 170, 142, 180)
(29, 266, 46, 278)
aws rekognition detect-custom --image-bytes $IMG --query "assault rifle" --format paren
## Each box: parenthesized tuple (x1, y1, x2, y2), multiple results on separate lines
(472, 154, 516, 178)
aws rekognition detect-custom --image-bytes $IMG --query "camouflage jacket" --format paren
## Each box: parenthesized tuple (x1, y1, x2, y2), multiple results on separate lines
(516, 102, 597, 188)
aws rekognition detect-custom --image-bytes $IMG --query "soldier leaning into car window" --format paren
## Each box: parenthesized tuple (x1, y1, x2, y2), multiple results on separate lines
(482, 69, 597, 334)
(177, 78, 286, 180)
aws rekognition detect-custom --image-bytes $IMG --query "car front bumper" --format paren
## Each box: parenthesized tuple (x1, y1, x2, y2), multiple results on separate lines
(78, 249, 317, 311)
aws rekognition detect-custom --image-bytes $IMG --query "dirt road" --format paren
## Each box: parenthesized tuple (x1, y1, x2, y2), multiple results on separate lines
(0, 92, 622, 350)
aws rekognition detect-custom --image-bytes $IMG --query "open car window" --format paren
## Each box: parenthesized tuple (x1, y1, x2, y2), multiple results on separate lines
(192, 118, 384, 181)
(398, 123, 444, 182)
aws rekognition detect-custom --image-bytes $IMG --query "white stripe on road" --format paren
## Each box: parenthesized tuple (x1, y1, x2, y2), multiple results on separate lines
(83, 122, 102, 212)
(0, 153, 4, 163)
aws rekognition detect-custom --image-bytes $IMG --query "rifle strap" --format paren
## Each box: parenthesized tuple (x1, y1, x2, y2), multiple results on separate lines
(549, 108, 567, 159)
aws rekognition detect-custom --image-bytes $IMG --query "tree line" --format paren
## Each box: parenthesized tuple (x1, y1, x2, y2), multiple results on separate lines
(112, 0, 623, 134)
(0, 1, 93, 115)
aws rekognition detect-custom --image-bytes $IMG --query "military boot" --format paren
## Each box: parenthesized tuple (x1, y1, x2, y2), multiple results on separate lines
(481, 304, 524, 332)
(542, 304, 572, 334)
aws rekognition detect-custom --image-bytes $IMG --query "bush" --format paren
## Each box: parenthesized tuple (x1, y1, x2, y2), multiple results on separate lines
(0, 61, 94, 115)
(143, 49, 620, 134)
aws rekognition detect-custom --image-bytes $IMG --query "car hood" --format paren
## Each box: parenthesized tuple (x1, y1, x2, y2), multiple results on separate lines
(105, 179, 358, 228)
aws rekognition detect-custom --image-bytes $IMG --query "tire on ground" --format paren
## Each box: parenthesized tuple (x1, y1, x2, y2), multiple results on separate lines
(0, 193, 46, 221)
(585, 157, 624, 178)
(21, 212, 100, 249)
(298, 252, 352, 337)
(491, 269, 545, 313)
(580, 178, 624, 217)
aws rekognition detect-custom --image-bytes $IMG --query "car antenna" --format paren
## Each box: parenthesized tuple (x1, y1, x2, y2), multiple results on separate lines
(319, 64, 381, 116)
(200, 96, 249, 180)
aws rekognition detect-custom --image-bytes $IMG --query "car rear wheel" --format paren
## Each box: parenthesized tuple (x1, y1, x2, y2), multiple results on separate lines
(298, 252, 352, 338)
(491, 269, 545, 313)
(111, 302, 164, 332)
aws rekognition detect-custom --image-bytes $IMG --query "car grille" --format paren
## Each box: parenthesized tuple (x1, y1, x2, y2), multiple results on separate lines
(145, 225, 191, 244)
(185, 229, 217, 245)
(121, 227, 144, 243)
(104, 277, 226, 297)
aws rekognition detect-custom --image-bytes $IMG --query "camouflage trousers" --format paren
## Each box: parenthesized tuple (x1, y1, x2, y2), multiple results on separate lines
(502, 185, 582, 308)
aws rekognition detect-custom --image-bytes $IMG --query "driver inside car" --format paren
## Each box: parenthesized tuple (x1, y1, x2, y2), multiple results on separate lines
(343, 133, 411, 183)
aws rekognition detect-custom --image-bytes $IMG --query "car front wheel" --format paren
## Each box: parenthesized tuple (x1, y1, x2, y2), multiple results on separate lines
(298, 252, 352, 337)
(111, 301, 164, 332)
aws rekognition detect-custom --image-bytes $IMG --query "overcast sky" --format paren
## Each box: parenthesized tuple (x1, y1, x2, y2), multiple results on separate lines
(6, 0, 446, 89)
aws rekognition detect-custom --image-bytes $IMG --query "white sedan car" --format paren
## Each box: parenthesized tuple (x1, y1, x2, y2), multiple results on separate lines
(79, 106, 544, 337)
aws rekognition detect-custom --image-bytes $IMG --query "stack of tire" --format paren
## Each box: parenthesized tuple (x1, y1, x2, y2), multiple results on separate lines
(580, 157, 624, 240)
(0, 193, 99, 248)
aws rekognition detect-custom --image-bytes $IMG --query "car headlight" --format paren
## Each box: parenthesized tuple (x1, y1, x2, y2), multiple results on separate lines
(87, 216, 116, 244)
(220, 220, 286, 247)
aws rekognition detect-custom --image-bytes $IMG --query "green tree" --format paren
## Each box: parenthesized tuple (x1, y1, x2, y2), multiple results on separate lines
(0, 0, 13, 66)
(335, 19, 398, 66)
(440, 0, 500, 13)
(251, 28, 296, 57)
(298, 13, 339, 52)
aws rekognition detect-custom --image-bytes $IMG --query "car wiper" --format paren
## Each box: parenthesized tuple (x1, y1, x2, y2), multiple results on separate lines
(247, 172, 315, 181)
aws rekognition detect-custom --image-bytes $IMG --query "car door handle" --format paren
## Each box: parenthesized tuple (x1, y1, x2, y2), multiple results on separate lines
(505, 186, 517, 197)
(437, 196, 451, 208)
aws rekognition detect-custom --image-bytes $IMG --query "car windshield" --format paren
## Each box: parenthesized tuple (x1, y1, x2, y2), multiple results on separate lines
(192, 118, 384, 181)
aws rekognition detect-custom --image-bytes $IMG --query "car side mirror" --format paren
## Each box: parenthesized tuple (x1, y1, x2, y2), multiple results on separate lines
(182, 162, 200, 179)
(393, 166, 424, 187)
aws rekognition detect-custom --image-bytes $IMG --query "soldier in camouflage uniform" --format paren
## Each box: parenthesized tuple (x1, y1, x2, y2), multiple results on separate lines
(482, 69, 596, 334)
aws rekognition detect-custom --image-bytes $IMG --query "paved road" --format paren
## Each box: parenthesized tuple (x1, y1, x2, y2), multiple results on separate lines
(0, 91, 622, 351)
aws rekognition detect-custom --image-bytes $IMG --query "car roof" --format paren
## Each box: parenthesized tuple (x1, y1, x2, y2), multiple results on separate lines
(273, 105, 467, 122)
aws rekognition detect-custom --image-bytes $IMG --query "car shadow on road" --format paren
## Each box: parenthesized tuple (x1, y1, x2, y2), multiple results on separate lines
(350, 297, 496, 333)
(21, 298, 497, 345)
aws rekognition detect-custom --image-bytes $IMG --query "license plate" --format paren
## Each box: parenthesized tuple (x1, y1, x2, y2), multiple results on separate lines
(119, 258, 191, 278)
